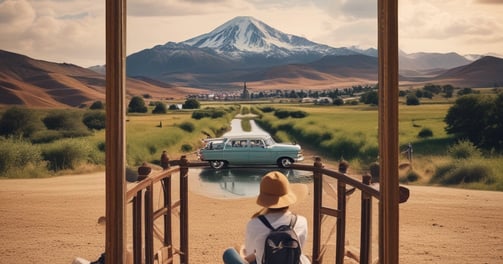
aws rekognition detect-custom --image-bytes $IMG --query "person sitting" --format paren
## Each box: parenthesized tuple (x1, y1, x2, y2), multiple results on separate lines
(222, 171, 310, 264)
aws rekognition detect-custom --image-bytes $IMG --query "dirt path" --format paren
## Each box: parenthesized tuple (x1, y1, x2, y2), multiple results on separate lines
(1, 171, 503, 263)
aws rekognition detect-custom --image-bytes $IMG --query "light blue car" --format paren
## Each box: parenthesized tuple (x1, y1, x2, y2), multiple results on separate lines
(199, 135, 304, 169)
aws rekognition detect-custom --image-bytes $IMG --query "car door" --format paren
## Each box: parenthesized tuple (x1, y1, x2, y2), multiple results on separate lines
(222, 138, 249, 164)
(248, 138, 271, 164)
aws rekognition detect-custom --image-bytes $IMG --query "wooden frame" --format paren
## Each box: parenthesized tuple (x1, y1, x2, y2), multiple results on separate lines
(104, 0, 400, 263)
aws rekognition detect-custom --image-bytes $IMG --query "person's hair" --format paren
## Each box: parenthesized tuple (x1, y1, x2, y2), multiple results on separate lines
(251, 206, 289, 218)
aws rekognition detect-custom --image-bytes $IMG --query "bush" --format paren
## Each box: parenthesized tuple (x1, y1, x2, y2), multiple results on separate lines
(0, 139, 46, 177)
(83, 111, 106, 130)
(42, 139, 94, 171)
(182, 99, 200, 109)
(0, 107, 43, 139)
(178, 122, 195, 133)
(152, 102, 167, 114)
(290, 110, 308, 118)
(89, 101, 104, 110)
(181, 144, 193, 152)
(333, 98, 344, 106)
(447, 139, 482, 159)
(260, 106, 275, 113)
(400, 170, 420, 183)
(169, 104, 179, 110)
(418, 128, 433, 138)
(128, 96, 148, 113)
(406, 94, 420, 105)
(431, 162, 494, 185)
(274, 109, 290, 119)
(43, 110, 86, 131)
(30, 130, 64, 144)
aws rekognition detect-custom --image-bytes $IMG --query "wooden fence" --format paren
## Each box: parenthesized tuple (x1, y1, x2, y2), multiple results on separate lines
(126, 155, 409, 264)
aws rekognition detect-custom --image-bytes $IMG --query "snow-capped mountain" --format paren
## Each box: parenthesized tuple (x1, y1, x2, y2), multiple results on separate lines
(181, 16, 357, 59)
(124, 16, 502, 89)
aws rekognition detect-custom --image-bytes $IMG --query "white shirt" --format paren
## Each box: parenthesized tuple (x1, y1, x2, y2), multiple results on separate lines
(244, 211, 311, 264)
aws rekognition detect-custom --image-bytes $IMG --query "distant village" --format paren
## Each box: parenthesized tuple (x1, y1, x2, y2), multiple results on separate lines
(186, 81, 376, 104)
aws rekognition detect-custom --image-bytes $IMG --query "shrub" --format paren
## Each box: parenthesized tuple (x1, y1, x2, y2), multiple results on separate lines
(447, 139, 482, 159)
(181, 144, 193, 152)
(418, 128, 433, 138)
(152, 102, 167, 114)
(0, 139, 46, 177)
(43, 110, 86, 131)
(30, 130, 64, 144)
(0, 107, 43, 139)
(431, 162, 494, 185)
(89, 101, 104, 110)
(178, 122, 195, 133)
(211, 110, 226, 119)
(333, 98, 344, 106)
(128, 96, 148, 113)
(290, 110, 308, 118)
(42, 139, 94, 171)
(169, 104, 179, 110)
(274, 109, 290, 119)
(406, 94, 420, 105)
(182, 99, 200, 109)
(401, 170, 420, 183)
(83, 111, 106, 130)
(260, 106, 275, 113)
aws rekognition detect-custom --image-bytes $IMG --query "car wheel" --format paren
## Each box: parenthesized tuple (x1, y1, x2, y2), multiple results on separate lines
(277, 157, 293, 168)
(209, 160, 227, 169)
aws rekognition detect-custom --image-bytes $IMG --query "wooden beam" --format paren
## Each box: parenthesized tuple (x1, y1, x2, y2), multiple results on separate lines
(105, 0, 127, 263)
(377, 0, 400, 263)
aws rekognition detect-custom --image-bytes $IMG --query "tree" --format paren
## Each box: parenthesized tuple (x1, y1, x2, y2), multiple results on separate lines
(43, 111, 86, 131)
(89, 100, 104, 110)
(152, 102, 167, 114)
(484, 93, 503, 150)
(360, 90, 378, 105)
(83, 111, 106, 130)
(0, 107, 43, 138)
(444, 94, 492, 147)
(128, 96, 148, 113)
(182, 98, 200, 109)
(405, 94, 420, 105)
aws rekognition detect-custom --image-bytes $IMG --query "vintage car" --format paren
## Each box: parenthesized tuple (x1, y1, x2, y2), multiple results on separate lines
(198, 134, 304, 169)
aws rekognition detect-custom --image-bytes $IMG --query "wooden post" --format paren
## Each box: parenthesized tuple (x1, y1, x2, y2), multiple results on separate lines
(360, 174, 372, 264)
(179, 155, 189, 264)
(312, 157, 323, 264)
(335, 181, 347, 264)
(163, 176, 173, 258)
(133, 194, 142, 264)
(378, 0, 400, 263)
(105, 0, 126, 263)
(145, 185, 154, 264)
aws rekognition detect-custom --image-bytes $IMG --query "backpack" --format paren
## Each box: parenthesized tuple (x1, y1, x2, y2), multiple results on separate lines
(258, 214, 301, 264)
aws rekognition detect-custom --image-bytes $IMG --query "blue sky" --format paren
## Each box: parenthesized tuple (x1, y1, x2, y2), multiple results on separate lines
(1, 0, 502, 67)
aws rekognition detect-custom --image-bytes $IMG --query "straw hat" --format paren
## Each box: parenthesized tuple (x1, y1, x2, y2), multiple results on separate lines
(256, 171, 307, 209)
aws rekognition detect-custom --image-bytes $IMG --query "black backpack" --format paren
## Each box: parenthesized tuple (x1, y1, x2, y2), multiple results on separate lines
(258, 214, 301, 264)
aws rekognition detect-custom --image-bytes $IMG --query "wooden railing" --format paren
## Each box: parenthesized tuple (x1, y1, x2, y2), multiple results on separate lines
(126, 156, 409, 264)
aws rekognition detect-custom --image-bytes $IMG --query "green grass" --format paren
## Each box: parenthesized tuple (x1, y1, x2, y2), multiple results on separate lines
(2, 101, 503, 191)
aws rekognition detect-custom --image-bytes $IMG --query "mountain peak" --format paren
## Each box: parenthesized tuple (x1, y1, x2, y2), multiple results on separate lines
(181, 16, 340, 58)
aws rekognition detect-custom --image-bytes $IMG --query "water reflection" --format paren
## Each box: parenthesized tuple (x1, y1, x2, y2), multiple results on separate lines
(194, 167, 313, 198)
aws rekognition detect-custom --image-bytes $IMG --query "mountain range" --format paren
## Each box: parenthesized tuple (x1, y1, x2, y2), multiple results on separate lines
(1, 16, 503, 108)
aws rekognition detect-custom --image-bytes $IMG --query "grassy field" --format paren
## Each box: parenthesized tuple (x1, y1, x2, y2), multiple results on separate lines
(240, 102, 503, 191)
(1, 102, 502, 191)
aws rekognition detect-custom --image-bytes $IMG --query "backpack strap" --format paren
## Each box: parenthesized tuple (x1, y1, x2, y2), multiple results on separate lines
(258, 215, 274, 230)
(289, 214, 297, 229)
(258, 214, 298, 230)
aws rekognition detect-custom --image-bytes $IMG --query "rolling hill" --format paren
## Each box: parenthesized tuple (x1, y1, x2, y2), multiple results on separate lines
(0, 50, 207, 108)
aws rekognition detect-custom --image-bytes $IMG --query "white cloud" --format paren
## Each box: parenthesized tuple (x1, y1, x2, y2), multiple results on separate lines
(0, 0, 501, 67)
(0, 0, 36, 35)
